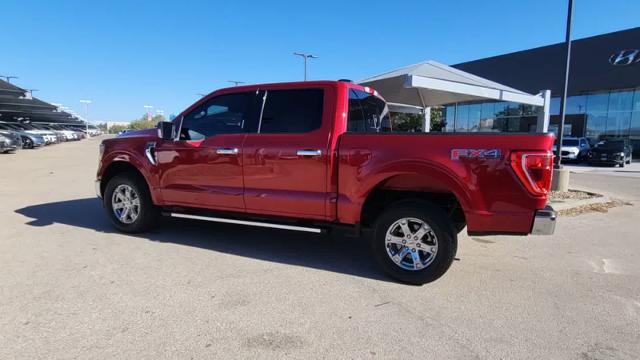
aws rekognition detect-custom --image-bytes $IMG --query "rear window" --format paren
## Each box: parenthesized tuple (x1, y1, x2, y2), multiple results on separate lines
(347, 89, 391, 132)
(259, 89, 323, 133)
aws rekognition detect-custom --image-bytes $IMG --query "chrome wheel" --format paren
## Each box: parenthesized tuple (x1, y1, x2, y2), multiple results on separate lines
(111, 184, 140, 224)
(385, 217, 438, 271)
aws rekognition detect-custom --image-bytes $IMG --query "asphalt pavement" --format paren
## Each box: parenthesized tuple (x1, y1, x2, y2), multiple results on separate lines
(1, 137, 639, 359)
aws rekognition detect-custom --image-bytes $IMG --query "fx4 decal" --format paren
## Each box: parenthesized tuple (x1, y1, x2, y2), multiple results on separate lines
(451, 149, 502, 160)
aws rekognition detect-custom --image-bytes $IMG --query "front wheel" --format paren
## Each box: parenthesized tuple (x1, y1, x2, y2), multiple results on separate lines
(626, 154, 632, 164)
(371, 201, 457, 285)
(103, 173, 159, 233)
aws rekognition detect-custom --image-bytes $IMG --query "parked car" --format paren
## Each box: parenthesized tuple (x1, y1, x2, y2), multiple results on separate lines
(117, 129, 133, 136)
(0, 123, 46, 149)
(587, 138, 633, 167)
(0, 132, 21, 153)
(96, 81, 556, 285)
(553, 136, 590, 162)
(6, 123, 57, 144)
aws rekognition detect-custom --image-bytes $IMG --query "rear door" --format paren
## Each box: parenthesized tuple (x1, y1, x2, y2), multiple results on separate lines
(156, 91, 259, 211)
(242, 86, 333, 220)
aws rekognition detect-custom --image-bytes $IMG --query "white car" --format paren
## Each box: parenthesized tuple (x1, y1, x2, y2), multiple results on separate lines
(552, 137, 591, 162)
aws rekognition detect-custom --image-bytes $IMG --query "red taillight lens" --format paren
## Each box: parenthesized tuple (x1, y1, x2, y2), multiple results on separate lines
(510, 151, 554, 196)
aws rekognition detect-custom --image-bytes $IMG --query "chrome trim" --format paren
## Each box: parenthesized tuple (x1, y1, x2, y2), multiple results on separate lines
(531, 206, 556, 235)
(95, 180, 102, 199)
(145, 142, 157, 165)
(385, 217, 438, 271)
(169, 213, 322, 233)
(216, 147, 239, 155)
(296, 149, 322, 156)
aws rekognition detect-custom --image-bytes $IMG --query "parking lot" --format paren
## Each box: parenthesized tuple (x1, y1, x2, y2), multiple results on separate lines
(1, 137, 639, 359)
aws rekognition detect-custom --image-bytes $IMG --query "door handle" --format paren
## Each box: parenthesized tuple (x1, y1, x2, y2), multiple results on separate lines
(216, 147, 239, 155)
(296, 149, 322, 156)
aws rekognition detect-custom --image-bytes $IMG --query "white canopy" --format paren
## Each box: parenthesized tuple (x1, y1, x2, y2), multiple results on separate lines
(359, 60, 545, 107)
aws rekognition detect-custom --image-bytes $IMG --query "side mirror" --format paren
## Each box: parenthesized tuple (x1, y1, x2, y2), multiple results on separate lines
(157, 121, 175, 141)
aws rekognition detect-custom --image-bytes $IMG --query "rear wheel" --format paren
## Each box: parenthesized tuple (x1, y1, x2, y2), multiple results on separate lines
(371, 201, 457, 285)
(104, 173, 159, 233)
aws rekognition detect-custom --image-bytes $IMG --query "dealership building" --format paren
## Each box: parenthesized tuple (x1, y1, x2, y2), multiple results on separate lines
(443, 27, 640, 155)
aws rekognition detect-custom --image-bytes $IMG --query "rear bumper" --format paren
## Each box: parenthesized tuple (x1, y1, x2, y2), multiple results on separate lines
(531, 206, 556, 235)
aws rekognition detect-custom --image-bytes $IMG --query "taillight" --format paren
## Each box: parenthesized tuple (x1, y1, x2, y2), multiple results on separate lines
(510, 151, 554, 196)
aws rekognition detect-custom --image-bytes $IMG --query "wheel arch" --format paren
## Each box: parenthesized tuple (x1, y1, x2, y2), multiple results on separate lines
(100, 160, 152, 201)
(359, 173, 468, 231)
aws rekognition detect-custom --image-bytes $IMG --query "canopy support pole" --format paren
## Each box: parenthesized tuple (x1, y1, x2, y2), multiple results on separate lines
(536, 89, 551, 133)
(416, 88, 430, 132)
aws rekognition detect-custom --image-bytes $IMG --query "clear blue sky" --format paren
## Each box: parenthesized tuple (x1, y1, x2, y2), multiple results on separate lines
(2, 0, 638, 122)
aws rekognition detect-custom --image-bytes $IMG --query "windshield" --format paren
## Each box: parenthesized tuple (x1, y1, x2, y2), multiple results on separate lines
(596, 140, 625, 149)
(562, 139, 579, 146)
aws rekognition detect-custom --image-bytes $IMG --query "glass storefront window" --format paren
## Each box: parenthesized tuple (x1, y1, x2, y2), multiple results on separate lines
(585, 112, 607, 144)
(481, 102, 495, 119)
(444, 105, 455, 132)
(494, 102, 508, 117)
(604, 112, 631, 137)
(549, 98, 560, 115)
(455, 104, 469, 132)
(505, 102, 522, 116)
(634, 90, 640, 111)
(586, 92, 609, 112)
(468, 104, 481, 131)
(608, 90, 634, 113)
(566, 95, 586, 114)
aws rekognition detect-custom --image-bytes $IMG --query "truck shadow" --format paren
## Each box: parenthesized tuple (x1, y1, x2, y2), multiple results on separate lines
(15, 198, 391, 282)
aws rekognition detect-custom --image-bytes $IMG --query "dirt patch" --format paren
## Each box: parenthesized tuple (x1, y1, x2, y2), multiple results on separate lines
(558, 199, 630, 216)
(550, 190, 601, 202)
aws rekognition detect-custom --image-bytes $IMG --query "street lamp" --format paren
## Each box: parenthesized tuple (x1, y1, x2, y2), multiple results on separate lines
(26, 89, 38, 98)
(80, 99, 92, 137)
(228, 80, 245, 86)
(0, 75, 18, 83)
(293, 52, 318, 81)
(144, 105, 153, 121)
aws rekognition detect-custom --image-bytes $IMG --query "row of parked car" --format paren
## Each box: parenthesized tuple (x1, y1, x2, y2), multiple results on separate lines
(0, 122, 102, 153)
(553, 136, 634, 167)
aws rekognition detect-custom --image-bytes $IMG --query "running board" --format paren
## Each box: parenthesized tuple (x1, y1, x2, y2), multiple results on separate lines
(168, 213, 324, 233)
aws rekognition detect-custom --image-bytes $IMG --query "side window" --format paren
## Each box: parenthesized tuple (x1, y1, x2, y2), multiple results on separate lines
(347, 89, 391, 132)
(259, 89, 323, 133)
(180, 92, 253, 140)
(347, 89, 366, 132)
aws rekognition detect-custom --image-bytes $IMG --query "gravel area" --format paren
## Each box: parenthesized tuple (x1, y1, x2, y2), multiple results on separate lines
(549, 190, 601, 201)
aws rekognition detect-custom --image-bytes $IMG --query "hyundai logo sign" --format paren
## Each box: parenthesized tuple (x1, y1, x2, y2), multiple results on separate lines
(609, 49, 640, 66)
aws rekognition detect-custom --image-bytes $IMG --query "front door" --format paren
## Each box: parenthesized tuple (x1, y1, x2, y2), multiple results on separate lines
(156, 91, 258, 211)
(242, 87, 332, 220)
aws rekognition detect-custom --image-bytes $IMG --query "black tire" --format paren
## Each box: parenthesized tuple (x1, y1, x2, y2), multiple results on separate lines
(626, 154, 632, 164)
(371, 200, 457, 285)
(620, 161, 625, 168)
(22, 137, 33, 149)
(103, 173, 159, 233)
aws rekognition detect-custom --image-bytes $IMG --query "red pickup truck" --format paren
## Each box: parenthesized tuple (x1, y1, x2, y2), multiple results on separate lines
(96, 80, 556, 284)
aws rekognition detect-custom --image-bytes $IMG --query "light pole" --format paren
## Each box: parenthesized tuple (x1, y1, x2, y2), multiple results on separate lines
(555, 0, 574, 169)
(0, 75, 18, 83)
(144, 105, 153, 121)
(80, 99, 92, 137)
(228, 80, 245, 86)
(293, 52, 318, 81)
(26, 89, 38, 98)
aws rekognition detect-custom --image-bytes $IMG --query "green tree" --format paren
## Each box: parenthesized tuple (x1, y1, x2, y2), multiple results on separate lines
(108, 124, 128, 134)
(129, 113, 166, 130)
